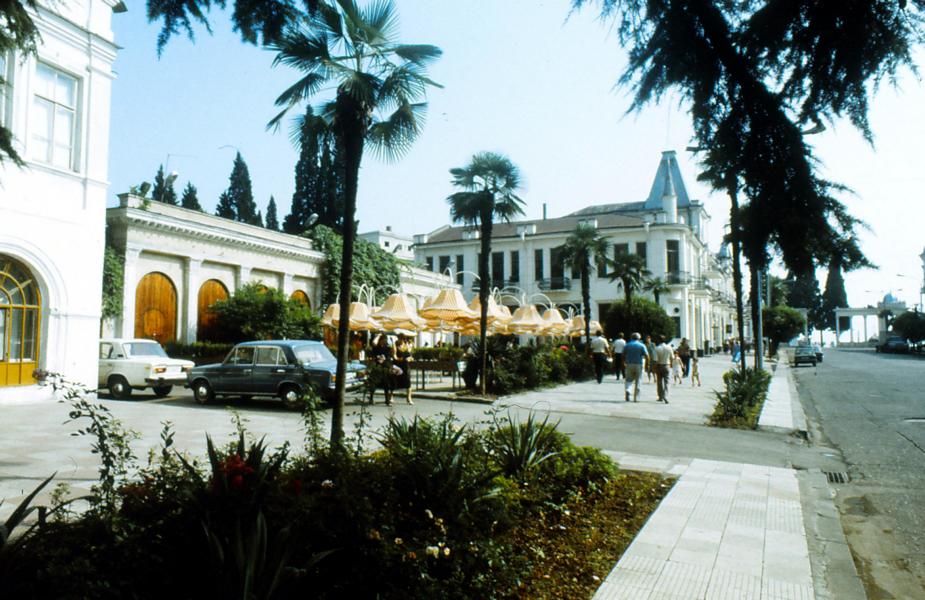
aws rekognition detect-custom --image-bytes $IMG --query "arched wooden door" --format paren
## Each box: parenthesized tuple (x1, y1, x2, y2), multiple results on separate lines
(134, 272, 177, 344)
(0, 256, 41, 386)
(290, 289, 311, 308)
(197, 279, 229, 341)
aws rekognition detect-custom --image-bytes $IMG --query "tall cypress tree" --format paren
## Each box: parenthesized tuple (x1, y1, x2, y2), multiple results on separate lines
(180, 182, 203, 211)
(151, 164, 179, 205)
(820, 257, 849, 331)
(786, 269, 823, 332)
(265, 196, 279, 231)
(284, 106, 344, 234)
(226, 152, 261, 225)
(216, 190, 235, 219)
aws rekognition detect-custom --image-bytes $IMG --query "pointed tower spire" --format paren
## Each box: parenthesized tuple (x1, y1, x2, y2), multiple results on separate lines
(661, 157, 677, 223)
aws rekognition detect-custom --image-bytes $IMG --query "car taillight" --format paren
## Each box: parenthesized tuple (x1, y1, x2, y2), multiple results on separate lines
(154, 366, 167, 374)
(182, 365, 192, 373)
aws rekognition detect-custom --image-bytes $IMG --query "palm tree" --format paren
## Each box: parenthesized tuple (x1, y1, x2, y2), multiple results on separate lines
(607, 253, 650, 307)
(560, 225, 609, 343)
(268, 0, 441, 447)
(447, 152, 525, 396)
(643, 276, 670, 305)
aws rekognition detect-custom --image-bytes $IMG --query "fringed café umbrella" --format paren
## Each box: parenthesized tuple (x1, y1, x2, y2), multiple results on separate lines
(568, 315, 586, 337)
(589, 320, 604, 335)
(541, 307, 569, 336)
(419, 289, 477, 327)
(372, 293, 426, 331)
(466, 295, 512, 329)
(322, 302, 382, 331)
(508, 304, 547, 335)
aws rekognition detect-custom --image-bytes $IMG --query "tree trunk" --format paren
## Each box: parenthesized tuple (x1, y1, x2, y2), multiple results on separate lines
(623, 278, 633, 307)
(330, 97, 366, 449)
(479, 208, 492, 396)
(582, 261, 591, 343)
(749, 261, 763, 370)
(729, 191, 747, 371)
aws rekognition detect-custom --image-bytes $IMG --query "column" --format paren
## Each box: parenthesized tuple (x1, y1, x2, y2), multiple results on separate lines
(120, 246, 142, 338)
(282, 273, 295, 298)
(835, 310, 841, 346)
(235, 265, 252, 291)
(182, 258, 202, 344)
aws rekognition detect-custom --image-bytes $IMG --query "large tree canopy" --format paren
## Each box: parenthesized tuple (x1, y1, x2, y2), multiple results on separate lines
(572, 0, 925, 275)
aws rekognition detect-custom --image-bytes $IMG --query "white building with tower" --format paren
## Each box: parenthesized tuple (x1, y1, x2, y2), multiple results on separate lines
(413, 151, 738, 352)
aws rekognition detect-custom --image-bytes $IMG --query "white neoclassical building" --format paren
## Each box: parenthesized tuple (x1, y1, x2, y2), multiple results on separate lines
(0, 0, 125, 394)
(414, 151, 738, 352)
(105, 194, 326, 345)
(105, 193, 458, 347)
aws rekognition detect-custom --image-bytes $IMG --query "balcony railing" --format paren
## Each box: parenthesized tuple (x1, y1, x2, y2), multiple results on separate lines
(665, 271, 691, 285)
(471, 278, 521, 292)
(538, 277, 572, 291)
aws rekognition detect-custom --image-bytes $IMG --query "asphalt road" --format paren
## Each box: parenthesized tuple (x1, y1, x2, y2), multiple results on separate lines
(792, 348, 925, 599)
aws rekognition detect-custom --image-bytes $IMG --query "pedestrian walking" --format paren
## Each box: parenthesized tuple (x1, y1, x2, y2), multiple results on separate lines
(653, 336, 673, 403)
(690, 356, 701, 387)
(369, 334, 396, 405)
(394, 335, 415, 404)
(622, 333, 648, 402)
(678, 338, 692, 377)
(590, 332, 610, 384)
(672, 351, 683, 385)
(644, 335, 657, 383)
(731, 339, 741, 363)
(612, 332, 626, 380)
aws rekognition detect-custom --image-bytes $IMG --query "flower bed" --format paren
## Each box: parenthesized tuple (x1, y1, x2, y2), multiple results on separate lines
(2, 389, 671, 599)
(708, 367, 772, 429)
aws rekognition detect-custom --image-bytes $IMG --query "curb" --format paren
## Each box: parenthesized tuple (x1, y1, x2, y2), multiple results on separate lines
(411, 392, 495, 405)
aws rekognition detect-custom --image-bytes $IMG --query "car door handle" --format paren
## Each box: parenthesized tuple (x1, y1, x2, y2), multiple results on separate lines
(243, 369, 252, 374)
(275, 369, 286, 373)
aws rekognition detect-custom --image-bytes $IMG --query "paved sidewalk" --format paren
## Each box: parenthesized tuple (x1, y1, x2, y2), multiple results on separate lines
(499, 355, 734, 425)
(594, 457, 813, 600)
(757, 361, 807, 433)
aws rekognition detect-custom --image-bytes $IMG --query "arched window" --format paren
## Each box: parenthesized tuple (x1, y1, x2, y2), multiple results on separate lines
(290, 289, 311, 308)
(135, 272, 177, 344)
(0, 256, 41, 386)
(198, 279, 229, 341)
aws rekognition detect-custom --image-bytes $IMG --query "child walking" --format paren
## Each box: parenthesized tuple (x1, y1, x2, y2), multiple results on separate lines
(690, 356, 701, 387)
(672, 352, 683, 385)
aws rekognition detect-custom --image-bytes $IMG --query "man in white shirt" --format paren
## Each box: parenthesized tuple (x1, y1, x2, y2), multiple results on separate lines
(590, 332, 610, 384)
(653, 335, 674, 403)
(612, 332, 627, 381)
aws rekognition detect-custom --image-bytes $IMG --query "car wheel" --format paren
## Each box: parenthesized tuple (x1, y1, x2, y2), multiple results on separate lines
(279, 384, 303, 410)
(152, 385, 173, 398)
(192, 380, 215, 405)
(108, 375, 132, 399)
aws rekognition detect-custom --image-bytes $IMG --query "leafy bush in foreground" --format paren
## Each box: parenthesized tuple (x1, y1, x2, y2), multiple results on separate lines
(1, 378, 624, 599)
(709, 367, 772, 429)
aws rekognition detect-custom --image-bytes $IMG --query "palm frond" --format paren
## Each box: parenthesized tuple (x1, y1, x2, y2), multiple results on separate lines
(270, 28, 331, 68)
(447, 191, 486, 225)
(376, 64, 429, 108)
(391, 43, 443, 66)
(367, 101, 427, 161)
(272, 71, 328, 109)
(359, 0, 399, 46)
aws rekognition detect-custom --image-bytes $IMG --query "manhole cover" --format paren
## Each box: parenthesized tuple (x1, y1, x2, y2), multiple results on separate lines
(903, 418, 925, 423)
(824, 471, 850, 484)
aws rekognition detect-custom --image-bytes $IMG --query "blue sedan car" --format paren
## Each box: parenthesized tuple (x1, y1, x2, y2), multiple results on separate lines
(187, 340, 365, 408)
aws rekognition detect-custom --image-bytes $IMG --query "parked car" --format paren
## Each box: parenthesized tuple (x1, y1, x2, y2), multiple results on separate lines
(186, 340, 365, 408)
(99, 338, 194, 399)
(792, 345, 817, 367)
(876, 336, 910, 354)
(812, 343, 824, 363)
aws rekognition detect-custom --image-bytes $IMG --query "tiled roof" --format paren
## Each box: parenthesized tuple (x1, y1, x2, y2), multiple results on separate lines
(422, 212, 646, 245)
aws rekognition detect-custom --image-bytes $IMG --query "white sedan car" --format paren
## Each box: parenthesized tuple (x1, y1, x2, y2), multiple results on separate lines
(99, 338, 194, 399)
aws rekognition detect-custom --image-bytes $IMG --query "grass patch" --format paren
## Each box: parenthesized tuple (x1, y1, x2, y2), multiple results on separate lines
(507, 470, 672, 599)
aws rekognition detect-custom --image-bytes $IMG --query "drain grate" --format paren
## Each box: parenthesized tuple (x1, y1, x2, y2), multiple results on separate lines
(824, 471, 850, 484)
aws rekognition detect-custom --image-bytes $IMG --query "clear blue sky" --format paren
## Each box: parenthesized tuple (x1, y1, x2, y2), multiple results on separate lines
(108, 1, 925, 314)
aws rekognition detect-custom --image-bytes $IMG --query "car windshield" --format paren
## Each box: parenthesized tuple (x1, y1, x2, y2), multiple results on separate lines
(294, 344, 335, 364)
(124, 342, 168, 358)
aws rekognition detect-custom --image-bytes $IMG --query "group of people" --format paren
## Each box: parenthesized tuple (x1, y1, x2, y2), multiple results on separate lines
(366, 334, 415, 406)
(591, 332, 701, 404)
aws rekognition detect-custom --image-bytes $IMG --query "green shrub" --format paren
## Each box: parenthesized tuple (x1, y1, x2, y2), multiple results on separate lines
(709, 367, 772, 429)
(602, 298, 675, 340)
(411, 346, 465, 362)
(163, 341, 234, 364)
(487, 412, 561, 480)
(207, 283, 322, 343)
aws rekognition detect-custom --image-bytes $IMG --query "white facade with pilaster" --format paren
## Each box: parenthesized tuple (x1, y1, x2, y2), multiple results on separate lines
(0, 0, 125, 394)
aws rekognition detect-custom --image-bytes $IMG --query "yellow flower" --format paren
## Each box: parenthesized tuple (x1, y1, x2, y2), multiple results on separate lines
(426, 546, 439, 558)
(394, 537, 403, 545)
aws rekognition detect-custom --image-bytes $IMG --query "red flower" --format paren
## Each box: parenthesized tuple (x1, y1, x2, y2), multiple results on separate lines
(231, 474, 245, 489)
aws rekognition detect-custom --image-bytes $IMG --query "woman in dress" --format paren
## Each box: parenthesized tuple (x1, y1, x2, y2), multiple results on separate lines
(369, 334, 395, 405)
(394, 335, 414, 405)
